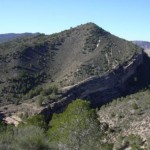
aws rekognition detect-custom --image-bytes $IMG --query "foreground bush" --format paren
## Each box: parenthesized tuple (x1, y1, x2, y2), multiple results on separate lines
(48, 99, 102, 150)
(0, 125, 51, 150)
(12, 126, 50, 150)
(26, 115, 48, 130)
(0, 131, 13, 150)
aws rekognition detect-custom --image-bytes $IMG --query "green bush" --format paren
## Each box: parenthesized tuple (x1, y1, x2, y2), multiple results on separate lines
(132, 102, 139, 110)
(48, 99, 102, 149)
(146, 137, 150, 149)
(37, 96, 44, 106)
(48, 93, 58, 101)
(0, 121, 7, 133)
(12, 126, 50, 150)
(124, 134, 143, 149)
(26, 115, 48, 130)
(0, 131, 13, 150)
(41, 85, 58, 96)
(41, 87, 52, 96)
(28, 87, 43, 99)
(101, 143, 113, 150)
(114, 134, 143, 149)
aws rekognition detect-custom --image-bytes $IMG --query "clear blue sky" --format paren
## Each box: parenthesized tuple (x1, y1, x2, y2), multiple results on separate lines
(0, 0, 150, 41)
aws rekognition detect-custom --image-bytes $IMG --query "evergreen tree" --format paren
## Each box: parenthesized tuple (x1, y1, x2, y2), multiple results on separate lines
(48, 99, 101, 150)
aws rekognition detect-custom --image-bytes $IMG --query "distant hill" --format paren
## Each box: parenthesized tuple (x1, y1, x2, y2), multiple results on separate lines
(0, 22, 142, 106)
(133, 41, 150, 50)
(0, 33, 39, 43)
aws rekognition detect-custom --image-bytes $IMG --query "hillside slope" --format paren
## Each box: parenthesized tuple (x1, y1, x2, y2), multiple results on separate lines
(0, 23, 142, 107)
(98, 88, 150, 149)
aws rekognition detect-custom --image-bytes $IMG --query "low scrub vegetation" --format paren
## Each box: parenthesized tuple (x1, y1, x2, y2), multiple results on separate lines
(0, 100, 103, 149)
(1, 94, 150, 149)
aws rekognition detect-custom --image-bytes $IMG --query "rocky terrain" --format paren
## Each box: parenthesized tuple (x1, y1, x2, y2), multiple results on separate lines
(98, 88, 150, 149)
(0, 22, 148, 124)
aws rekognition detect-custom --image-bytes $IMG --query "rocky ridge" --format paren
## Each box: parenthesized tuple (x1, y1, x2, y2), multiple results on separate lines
(0, 23, 145, 123)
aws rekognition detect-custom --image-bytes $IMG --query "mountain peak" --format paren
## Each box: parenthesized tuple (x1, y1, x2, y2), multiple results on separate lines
(75, 22, 105, 32)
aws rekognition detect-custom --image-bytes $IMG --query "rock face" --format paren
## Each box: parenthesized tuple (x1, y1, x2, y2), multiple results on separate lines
(41, 53, 144, 119)
(64, 53, 143, 105)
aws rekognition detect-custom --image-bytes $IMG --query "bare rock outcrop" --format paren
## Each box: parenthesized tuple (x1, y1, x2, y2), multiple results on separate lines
(40, 53, 143, 119)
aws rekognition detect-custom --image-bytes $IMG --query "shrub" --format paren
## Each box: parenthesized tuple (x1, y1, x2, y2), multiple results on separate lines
(118, 113, 125, 119)
(0, 121, 7, 133)
(101, 143, 114, 150)
(114, 134, 143, 149)
(15, 99, 20, 105)
(41, 85, 58, 96)
(0, 123, 14, 150)
(41, 87, 52, 96)
(114, 136, 126, 150)
(124, 134, 143, 149)
(0, 131, 13, 150)
(110, 112, 115, 118)
(48, 93, 58, 101)
(146, 137, 150, 149)
(28, 87, 43, 99)
(12, 126, 50, 150)
(26, 115, 48, 130)
(37, 96, 44, 106)
(132, 102, 139, 110)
